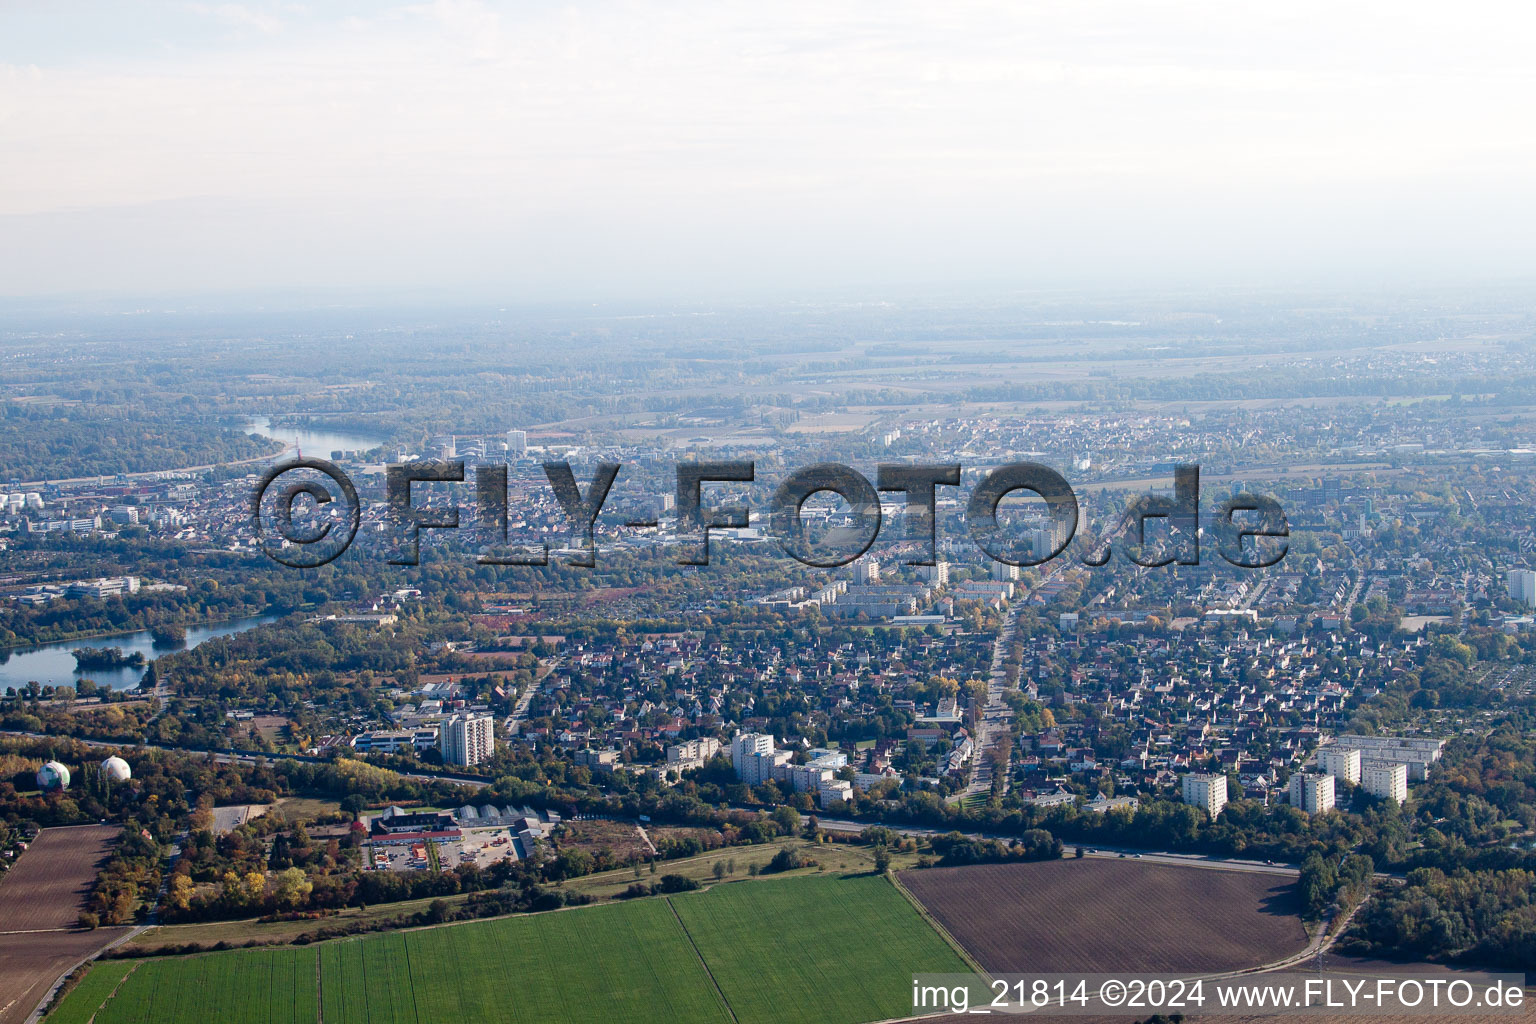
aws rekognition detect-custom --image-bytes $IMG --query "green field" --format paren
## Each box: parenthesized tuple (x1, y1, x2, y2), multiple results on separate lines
(672, 874, 969, 1024)
(50, 874, 966, 1024)
(44, 960, 139, 1024)
(73, 946, 319, 1024)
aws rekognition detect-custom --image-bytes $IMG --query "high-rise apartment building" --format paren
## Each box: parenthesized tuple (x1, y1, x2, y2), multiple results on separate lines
(1362, 761, 1409, 804)
(1288, 772, 1336, 814)
(1507, 569, 1536, 608)
(730, 732, 774, 776)
(439, 713, 495, 766)
(1181, 773, 1228, 819)
(1318, 747, 1362, 785)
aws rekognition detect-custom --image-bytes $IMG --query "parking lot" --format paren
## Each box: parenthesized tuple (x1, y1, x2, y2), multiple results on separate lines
(369, 828, 523, 872)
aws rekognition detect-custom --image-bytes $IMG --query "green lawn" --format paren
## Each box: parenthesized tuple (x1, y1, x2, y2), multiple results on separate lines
(55, 874, 965, 1024)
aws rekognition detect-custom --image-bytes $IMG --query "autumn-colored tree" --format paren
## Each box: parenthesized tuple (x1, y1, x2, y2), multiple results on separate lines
(169, 873, 195, 911)
(275, 867, 313, 908)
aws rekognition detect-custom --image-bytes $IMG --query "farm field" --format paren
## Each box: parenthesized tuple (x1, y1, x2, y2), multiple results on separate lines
(54, 872, 962, 1024)
(38, 960, 137, 1024)
(0, 931, 131, 1024)
(898, 858, 1309, 975)
(76, 946, 319, 1024)
(0, 824, 120, 930)
(672, 874, 971, 1024)
(0, 824, 128, 1024)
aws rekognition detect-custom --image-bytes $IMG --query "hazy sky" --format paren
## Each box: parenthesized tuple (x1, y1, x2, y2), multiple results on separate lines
(2, 0, 1533, 300)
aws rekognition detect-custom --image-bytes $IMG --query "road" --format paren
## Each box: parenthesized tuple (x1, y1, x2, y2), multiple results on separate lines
(506, 658, 557, 734)
(956, 604, 1020, 803)
(953, 584, 1040, 805)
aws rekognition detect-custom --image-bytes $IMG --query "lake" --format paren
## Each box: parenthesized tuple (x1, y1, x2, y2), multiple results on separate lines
(0, 614, 280, 692)
(245, 416, 387, 458)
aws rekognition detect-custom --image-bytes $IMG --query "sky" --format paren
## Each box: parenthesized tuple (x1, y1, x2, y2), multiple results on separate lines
(1, 0, 1534, 302)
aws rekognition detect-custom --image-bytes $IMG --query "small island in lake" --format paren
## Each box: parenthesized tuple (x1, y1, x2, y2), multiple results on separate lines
(71, 646, 147, 670)
(150, 624, 187, 647)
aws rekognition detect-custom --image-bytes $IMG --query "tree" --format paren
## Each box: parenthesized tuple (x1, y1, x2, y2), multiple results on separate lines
(275, 867, 313, 909)
(168, 873, 195, 911)
(712, 861, 727, 880)
(873, 846, 891, 873)
(770, 805, 801, 835)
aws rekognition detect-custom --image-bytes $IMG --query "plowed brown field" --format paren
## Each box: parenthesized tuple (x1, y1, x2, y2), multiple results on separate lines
(899, 858, 1308, 974)
(0, 825, 120, 930)
(0, 824, 127, 1024)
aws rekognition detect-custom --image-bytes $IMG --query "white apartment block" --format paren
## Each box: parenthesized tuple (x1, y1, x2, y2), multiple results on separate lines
(439, 713, 495, 766)
(667, 737, 721, 770)
(781, 763, 834, 794)
(1288, 772, 1336, 814)
(1507, 569, 1536, 608)
(740, 750, 792, 786)
(1181, 772, 1228, 819)
(1328, 734, 1444, 781)
(1318, 747, 1362, 785)
(854, 771, 897, 792)
(1362, 761, 1409, 804)
(730, 733, 774, 773)
(818, 779, 853, 808)
(351, 728, 439, 754)
(731, 733, 789, 785)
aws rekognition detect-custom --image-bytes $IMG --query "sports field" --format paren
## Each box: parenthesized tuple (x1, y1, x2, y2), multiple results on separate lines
(48, 874, 967, 1024)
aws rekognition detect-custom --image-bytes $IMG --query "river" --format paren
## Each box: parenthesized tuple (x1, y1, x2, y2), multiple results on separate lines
(0, 614, 280, 692)
(244, 416, 387, 458)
